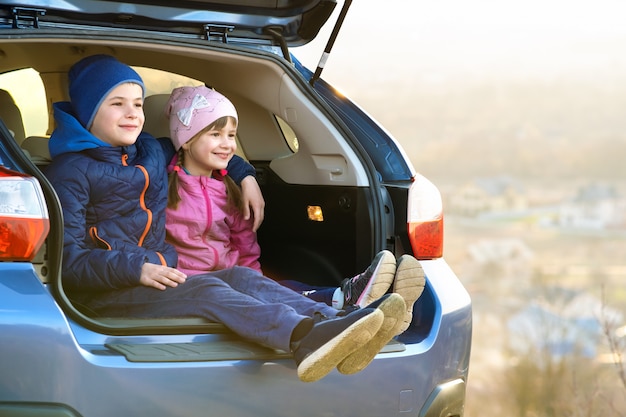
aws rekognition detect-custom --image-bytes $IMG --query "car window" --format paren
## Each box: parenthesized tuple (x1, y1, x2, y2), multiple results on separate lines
(0, 68, 47, 138)
(275, 115, 299, 153)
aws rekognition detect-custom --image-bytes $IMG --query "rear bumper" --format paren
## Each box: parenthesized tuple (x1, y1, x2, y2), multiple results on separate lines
(419, 379, 467, 417)
(0, 258, 471, 417)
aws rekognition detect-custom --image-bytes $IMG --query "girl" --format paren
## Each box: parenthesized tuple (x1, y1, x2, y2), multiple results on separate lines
(165, 86, 425, 335)
(164, 86, 395, 309)
(163, 85, 408, 376)
(164, 86, 261, 276)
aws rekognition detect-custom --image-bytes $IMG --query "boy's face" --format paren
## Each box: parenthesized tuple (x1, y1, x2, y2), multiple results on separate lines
(182, 117, 237, 176)
(90, 83, 144, 147)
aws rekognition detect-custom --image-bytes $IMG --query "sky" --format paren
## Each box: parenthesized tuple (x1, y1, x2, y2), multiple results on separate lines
(293, 0, 626, 91)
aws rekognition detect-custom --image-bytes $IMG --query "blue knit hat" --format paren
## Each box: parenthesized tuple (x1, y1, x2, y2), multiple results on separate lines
(68, 54, 145, 129)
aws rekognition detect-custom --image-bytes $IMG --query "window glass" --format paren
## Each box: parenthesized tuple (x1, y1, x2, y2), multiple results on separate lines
(0, 68, 47, 137)
(275, 116, 298, 153)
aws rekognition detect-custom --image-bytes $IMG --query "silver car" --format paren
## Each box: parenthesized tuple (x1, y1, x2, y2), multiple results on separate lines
(0, 1, 472, 416)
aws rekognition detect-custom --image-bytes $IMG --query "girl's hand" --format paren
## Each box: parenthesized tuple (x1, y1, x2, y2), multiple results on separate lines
(140, 262, 187, 290)
(240, 175, 265, 232)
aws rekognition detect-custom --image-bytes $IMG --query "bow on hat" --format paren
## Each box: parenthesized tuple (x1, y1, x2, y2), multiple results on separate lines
(167, 85, 238, 151)
(177, 94, 211, 127)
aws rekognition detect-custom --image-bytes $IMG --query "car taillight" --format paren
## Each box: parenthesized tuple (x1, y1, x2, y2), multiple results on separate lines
(407, 174, 444, 260)
(0, 166, 49, 261)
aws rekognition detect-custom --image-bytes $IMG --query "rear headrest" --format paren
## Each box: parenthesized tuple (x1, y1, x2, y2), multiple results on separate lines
(143, 94, 170, 139)
(0, 89, 26, 144)
(21, 136, 51, 165)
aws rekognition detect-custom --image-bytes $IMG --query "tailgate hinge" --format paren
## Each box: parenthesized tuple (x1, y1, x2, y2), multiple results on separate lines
(264, 27, 292, 63)
(203, 24, 234, 44)
(11, 6, 45, 29)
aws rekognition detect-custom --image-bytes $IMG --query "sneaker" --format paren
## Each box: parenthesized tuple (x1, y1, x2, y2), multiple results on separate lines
(291, 307, 384, 382)
(336, 293, 406, 375)
(338, 250, 396, 309)
(392, 255, 426, 335)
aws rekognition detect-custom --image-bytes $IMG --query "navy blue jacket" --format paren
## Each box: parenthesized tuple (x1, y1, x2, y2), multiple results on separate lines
(46, 102, 254, 293)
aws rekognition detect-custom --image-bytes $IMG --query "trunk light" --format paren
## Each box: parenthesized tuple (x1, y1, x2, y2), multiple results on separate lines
(307, 205, 324, 222)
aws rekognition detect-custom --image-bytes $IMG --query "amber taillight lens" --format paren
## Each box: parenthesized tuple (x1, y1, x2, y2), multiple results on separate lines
(407, 174, 444, 260)
(0, 166, 49, 261)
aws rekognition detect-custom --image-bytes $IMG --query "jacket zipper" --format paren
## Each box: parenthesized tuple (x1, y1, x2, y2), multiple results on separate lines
(121, 153, 152, 247)
(200, 180, 220, 266)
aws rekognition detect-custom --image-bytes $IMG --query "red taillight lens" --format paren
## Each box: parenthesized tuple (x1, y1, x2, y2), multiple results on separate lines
(407, 174, 444, 260)
(0, 166, 49, 261)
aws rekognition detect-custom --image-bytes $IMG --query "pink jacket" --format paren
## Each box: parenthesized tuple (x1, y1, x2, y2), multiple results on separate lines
(165, 169, 261, 276)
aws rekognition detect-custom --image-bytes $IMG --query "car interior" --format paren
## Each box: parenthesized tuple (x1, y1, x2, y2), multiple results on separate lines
(0, 36, 440, 351)
(0, 41, 382, 310)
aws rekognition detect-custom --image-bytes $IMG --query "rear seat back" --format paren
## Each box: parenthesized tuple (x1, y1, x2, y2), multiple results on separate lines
(0, 89, 26, 144)
(143, 94, 170, 138)
(21, 136, 51, 166)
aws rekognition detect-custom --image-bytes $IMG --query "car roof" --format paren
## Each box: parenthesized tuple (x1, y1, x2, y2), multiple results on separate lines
(1, 0, 337, 46)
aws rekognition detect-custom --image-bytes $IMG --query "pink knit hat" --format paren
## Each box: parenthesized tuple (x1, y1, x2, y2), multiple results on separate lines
(165, 86, 238, 150)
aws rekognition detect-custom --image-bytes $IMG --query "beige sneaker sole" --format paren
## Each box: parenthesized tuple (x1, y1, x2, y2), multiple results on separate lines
(337, 293, 406, 375)
(393, 255, 426, 335)
(297, 309, 384, 382)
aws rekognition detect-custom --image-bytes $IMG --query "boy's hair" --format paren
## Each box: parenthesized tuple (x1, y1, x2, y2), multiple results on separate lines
(167, 116, 243, 213)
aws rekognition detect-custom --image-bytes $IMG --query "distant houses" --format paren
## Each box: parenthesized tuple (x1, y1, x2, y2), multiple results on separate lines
(467, 238, 534, 269)
(447, 176, 528, 217)
(447, 177, 625, 230)
(558, 183, 626, 230)
(465, 238, 535, 294)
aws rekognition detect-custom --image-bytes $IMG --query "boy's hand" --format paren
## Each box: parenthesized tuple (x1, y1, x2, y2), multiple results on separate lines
(140, 262, 187, 290)
(240, 175, 265, 232)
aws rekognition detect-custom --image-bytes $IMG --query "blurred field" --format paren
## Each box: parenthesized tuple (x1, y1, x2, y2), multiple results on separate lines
(295, 1, 626, 414)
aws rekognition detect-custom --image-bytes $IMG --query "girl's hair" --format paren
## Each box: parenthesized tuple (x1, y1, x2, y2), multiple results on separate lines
(167, 116, 243, 213)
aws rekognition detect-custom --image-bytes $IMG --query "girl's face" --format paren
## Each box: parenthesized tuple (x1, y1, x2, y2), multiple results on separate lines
(90, 83, 144, 147)
(182, 117, 237, 176)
